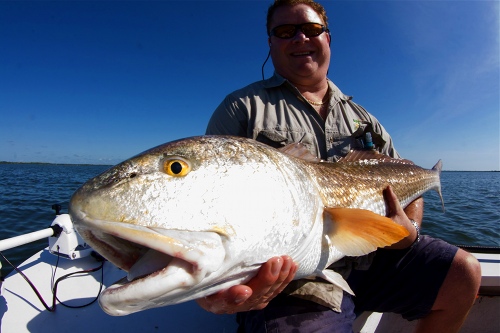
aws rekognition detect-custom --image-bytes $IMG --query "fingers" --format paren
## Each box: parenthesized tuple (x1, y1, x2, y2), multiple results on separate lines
(384, 186, 423, 223)
(196, 285, 252, 314)
(245, 256, 297, 311)
(383, 185, 416, 249)
(196, 255, 297, 314)
(383, 185, 404, 218)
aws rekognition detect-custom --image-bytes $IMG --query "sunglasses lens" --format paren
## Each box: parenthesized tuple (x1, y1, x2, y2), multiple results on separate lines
(271, 23, 326, 39)
(302, 23, 325, 37)
(272, 25, 297, 39)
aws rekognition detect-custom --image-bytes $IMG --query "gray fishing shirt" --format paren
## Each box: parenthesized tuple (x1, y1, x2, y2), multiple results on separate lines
(206, 72, 400, 312)
(206, 72, 399, 161)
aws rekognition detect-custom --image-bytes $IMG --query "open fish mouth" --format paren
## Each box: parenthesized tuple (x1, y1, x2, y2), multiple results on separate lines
(71, 212, 226, 315)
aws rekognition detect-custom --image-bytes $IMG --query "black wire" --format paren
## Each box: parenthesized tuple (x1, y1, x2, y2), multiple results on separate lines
(0, 250, 55, 311)
(0, 248, 105, 312)
(261, 50, 271, 81)
(53, 260, 105, 308)
(50, 249, 61, 289)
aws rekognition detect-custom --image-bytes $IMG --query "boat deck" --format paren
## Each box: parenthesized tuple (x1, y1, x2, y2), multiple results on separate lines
(1, 248, 499, 332)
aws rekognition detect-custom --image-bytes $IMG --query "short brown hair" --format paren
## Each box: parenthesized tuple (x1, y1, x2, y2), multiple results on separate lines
(266, 0, 329, 36)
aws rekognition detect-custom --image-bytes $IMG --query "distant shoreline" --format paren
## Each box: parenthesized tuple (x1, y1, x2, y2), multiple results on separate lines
(0, 161, 112, 167)
(0, 161, 497, 172)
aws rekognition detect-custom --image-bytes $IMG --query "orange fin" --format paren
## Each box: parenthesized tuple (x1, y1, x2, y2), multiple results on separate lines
(324, 207, 409, 257)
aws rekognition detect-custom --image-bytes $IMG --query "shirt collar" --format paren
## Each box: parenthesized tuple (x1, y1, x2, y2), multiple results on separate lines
(261, 72, 287, 88)
(263, 72, 352, 102)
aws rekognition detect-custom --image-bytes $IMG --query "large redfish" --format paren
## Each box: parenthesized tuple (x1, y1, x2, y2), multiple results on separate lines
(69, 136, 442, 316)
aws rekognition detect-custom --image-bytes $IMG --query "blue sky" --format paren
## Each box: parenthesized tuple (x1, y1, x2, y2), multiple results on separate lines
(1, 1, 498, 171)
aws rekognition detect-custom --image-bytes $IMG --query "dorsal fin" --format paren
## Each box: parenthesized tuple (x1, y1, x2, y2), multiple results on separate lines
(338, 149, 415, 165)
(279, 143, 321, 162)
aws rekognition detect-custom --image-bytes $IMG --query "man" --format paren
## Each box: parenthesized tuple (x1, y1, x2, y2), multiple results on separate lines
(198, 1, 481, 332)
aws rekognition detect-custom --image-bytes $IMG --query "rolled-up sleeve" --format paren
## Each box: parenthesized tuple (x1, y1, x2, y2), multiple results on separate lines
(206, 95, 248, 136)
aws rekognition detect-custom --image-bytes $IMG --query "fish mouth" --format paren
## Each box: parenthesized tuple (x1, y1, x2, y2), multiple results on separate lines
(71, 212, 226, 316)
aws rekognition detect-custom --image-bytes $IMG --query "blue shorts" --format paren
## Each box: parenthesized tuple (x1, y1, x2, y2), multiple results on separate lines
(236, 235, 458, 333)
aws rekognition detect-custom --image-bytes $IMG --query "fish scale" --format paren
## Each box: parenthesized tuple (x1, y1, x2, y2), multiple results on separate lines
(305, 160, 442, 215)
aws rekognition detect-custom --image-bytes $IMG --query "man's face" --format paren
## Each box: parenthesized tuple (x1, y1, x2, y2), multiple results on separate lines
(268, 4, 331, 85)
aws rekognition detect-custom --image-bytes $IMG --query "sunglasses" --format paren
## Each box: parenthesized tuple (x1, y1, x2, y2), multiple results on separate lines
(269, 23, 328, 39)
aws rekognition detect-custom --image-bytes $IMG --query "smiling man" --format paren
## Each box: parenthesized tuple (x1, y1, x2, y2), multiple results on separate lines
(201, 0, 481, 332)
(267, 2, 331, 119)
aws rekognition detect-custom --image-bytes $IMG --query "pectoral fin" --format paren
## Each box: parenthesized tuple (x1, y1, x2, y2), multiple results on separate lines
(318, 270, 354, 295)
(324, 207, 409, 257)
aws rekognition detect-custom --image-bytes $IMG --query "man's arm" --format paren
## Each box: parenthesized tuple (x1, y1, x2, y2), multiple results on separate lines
(206, 96, 248, 137)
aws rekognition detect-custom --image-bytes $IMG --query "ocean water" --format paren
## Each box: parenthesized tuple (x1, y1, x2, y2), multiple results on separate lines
(0, 163, 109, 276)
(0, 163, 499, 277)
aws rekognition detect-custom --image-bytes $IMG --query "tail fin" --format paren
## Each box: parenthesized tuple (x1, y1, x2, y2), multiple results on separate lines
(433, 160, 445, 212)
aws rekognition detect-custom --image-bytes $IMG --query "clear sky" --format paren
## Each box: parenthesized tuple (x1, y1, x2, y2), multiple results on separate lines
(1, 1, 498, 171)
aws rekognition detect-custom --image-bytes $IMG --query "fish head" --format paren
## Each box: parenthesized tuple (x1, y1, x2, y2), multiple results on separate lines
(69, 136, 316, 315)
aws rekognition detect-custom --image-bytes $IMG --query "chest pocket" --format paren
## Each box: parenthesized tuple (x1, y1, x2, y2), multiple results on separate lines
(329, 135, 363, 159)
(329, 122, 387, 160)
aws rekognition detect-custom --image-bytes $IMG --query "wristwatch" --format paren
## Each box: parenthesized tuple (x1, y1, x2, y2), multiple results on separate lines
(409, 219, 421, 246)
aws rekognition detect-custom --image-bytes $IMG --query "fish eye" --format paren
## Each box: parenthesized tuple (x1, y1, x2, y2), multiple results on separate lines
(163, 158, 191, 177)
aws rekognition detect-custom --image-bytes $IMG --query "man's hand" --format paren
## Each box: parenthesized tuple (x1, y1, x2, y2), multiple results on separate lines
(383, 185, 423, 249)
(196, 255, 297, 314)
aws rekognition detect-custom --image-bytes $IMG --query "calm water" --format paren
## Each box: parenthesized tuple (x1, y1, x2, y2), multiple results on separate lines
(0, 163, 499, 277)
